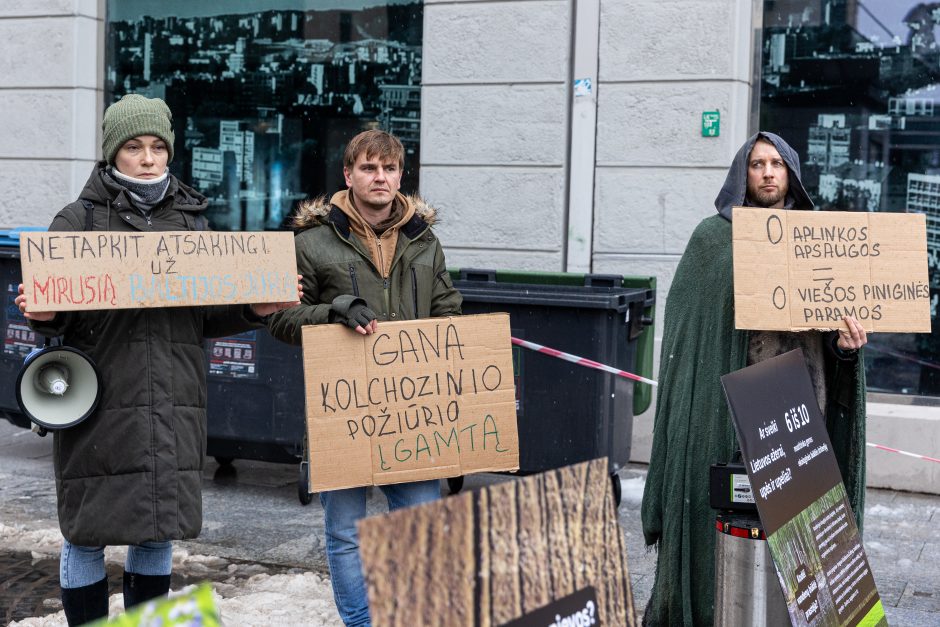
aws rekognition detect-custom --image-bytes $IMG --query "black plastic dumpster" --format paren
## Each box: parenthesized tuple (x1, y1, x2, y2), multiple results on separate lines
(0, 231, 45, 429)
(203, 330, 310, 502)
(450, 268, 656, 504)
(203, 332, 304, 463)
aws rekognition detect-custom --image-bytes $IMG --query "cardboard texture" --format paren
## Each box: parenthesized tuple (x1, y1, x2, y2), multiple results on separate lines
(358, 458, 637, 627)
(19, 231, 297, 312)
(301, 313, 519, 491)
(732, 207, 930, 332)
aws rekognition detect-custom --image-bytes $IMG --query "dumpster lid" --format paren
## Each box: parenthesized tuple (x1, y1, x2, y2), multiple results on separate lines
(453, 279, 647, 312)
(0, 227, 46, 248)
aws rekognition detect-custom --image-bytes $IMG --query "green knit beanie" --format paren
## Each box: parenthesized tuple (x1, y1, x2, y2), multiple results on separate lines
(101, 94, 175, 165)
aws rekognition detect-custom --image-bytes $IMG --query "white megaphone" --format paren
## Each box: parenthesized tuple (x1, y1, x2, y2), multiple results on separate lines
(16, 340, 102, 435)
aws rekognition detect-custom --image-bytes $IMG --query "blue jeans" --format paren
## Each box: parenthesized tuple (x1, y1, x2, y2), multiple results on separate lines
(321, 480, 440, 626)
(60, 538, 173, 588)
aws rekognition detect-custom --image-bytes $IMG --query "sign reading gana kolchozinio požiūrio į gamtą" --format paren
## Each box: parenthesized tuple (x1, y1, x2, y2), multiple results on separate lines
(300, 313, 520, 492)
(19, 231, 298, 311)
(732, 207, 929, 333)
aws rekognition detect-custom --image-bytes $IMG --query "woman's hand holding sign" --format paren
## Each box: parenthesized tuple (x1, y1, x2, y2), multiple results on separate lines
(14, 283, 55, 322)
(249, 274, 304, 318)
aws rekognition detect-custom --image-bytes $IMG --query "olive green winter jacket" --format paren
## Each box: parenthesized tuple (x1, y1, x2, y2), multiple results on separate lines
(266, 192, 462, 345)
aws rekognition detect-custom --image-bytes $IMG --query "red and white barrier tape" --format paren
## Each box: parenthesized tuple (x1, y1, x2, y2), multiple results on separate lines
(510, 336, 658, 387)
(867, 442, 940, 464)
(510, 339, 940, 462)
(865, 344, 940, 371)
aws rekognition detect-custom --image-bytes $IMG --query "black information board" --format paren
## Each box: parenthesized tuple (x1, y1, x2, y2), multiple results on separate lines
(721, 350, 884, 626)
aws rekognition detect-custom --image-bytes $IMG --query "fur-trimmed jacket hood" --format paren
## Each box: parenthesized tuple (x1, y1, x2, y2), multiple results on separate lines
(292, 191, 439, 229)
(292, 190, 441, 278)
(266, 190, 462, 346)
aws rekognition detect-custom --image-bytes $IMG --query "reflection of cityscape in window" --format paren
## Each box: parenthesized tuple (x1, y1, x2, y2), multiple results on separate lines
(106, 2, 423, 232)
(761, 0, 940, 395)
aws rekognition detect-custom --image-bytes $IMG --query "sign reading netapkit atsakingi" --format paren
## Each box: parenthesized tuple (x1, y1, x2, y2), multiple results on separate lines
(732, 207, 929, 333)
(19, 231, 298, 312)
(301, 313, 519, 491)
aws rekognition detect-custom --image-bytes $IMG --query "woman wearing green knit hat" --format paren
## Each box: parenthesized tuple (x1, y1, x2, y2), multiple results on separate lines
(14, 94, 300, 626)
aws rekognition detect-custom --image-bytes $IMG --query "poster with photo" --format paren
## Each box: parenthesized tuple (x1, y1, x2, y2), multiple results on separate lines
(721, 350, 885, 626)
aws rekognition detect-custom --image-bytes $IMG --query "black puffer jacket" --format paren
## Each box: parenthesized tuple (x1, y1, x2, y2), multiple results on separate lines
(30, 162, 262, 546)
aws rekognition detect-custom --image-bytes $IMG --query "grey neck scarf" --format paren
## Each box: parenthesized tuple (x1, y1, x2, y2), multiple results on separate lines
(108, 167, 170, 213)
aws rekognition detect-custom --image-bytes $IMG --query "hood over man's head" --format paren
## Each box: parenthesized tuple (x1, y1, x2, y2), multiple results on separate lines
(714, 131, 813, 220)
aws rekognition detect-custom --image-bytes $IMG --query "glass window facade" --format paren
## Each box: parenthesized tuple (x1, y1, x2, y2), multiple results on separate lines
(761, 0, 940, 396)
(105, 0, 423, 231)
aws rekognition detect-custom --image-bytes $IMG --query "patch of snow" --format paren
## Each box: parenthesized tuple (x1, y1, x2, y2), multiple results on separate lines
(0, 523, 61, 555)
(3, 531, 344, 627)
(214, 573, 342, 626)
(864, 540, 889, 554)
(10, 571, 344, 627)
(866, 504, 917, 518)
(620, 476, 646, 506)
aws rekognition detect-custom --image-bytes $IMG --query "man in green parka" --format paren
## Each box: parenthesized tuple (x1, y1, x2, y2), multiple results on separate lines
(640, 132, 869, 626)
(267, 129, 462, 626)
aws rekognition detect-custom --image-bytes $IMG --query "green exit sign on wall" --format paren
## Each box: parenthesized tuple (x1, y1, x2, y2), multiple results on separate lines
(702, 111, 720, 137)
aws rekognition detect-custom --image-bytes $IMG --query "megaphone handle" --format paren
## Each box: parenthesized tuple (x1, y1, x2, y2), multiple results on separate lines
(45, 336, 64, 348)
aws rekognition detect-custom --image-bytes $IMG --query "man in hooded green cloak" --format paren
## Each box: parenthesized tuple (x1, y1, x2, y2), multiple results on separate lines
(640, 132, 869, 626)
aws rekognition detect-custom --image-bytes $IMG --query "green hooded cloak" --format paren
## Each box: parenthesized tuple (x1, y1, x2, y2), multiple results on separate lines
(640, 133, 867, 626)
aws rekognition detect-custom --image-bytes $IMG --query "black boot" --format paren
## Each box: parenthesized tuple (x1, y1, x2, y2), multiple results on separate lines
(61, 577, 109, 626)
(123, 571, 171, 610)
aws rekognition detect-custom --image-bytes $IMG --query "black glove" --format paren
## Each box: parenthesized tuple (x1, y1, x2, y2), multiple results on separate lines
(330, 295, 377, 330)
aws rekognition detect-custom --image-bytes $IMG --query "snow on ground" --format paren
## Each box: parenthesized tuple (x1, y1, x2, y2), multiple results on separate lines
(865, 503, 924, 518)
(212, 572, 342, 626)
(864, 540, 889, 554)
(4, 523, 343, 627)
(620, 476, 646, 506)
(11, 573, 343, 627)
(0, 522, 62, 556)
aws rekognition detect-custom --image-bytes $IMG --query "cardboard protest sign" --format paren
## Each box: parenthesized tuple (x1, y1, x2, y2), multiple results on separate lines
(721, 350, 885, 626)
(20, 231, 297, 312)
(358, 458, 637, 627)
(301, 313, 519, 491)
(732, 207, 929, 332)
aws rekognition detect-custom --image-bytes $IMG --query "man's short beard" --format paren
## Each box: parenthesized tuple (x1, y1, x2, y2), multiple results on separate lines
(748, 186, 787, 208)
